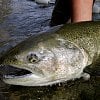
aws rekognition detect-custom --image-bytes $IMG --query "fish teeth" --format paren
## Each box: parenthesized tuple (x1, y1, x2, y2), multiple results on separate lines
(3, 75, 15, 78)
(58, 83, 61, 86)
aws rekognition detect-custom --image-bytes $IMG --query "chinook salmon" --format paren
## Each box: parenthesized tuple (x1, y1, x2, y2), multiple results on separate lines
(0, 21, 100, 86)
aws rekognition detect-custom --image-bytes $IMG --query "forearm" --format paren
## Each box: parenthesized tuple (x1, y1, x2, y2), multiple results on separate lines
(71, 0, 93, 22)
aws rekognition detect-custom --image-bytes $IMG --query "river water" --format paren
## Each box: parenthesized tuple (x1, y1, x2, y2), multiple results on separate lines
(0, 0, 100, 100)
(0, 0, 54, 57)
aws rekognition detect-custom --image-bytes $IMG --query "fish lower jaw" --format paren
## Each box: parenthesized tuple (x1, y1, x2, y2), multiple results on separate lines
(3, 71, 89, 86)
(3, 75, 71, 86)
(3, 73, 45, 86)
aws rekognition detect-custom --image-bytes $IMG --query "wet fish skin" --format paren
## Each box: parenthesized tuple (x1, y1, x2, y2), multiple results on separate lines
(0, 21, 100, 86)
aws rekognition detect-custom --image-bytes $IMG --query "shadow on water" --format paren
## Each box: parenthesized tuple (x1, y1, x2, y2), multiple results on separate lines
(0, 0, 100, 100)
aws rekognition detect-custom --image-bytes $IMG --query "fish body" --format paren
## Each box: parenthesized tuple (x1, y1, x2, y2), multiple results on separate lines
(0, 21, 100, 86)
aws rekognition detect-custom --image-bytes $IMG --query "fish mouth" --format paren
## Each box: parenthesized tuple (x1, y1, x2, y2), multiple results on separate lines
(1, 65, 45, 86)
(2, 65, 64, 86)
(3, 66, 32, 78)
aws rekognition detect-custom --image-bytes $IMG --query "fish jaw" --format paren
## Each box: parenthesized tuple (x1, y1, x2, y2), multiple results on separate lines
(3, 73, 66, 86)
(3, 73, 42, 86)
(2, 65, 68, 86)
(3, 69, 90, 86)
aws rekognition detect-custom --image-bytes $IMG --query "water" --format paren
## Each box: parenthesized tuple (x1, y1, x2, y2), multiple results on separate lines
(0, 0, 100, 100)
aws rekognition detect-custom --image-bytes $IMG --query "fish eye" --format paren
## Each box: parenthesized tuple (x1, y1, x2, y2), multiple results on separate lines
(27, 53, 39, 63)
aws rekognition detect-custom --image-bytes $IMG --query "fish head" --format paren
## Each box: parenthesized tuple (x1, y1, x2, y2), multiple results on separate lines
(0, 39, 58, 86)
(0, 34, 88, 86)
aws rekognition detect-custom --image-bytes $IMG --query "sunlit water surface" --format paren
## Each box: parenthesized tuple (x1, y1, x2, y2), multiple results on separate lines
(0, 0, 100, 100)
